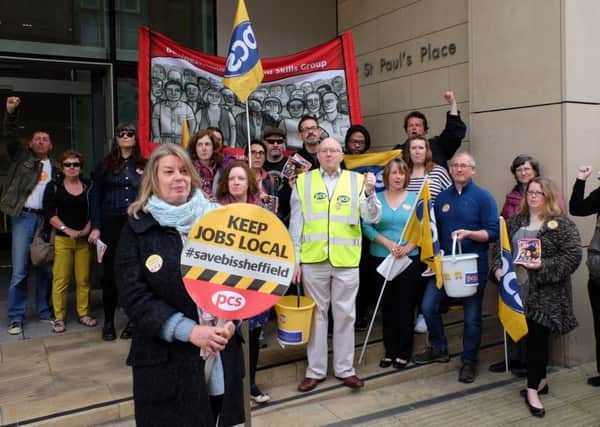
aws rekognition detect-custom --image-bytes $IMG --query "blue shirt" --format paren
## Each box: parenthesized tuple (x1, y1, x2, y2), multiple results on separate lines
(363, 191, 419, 258)
(435, 180, 499, 274)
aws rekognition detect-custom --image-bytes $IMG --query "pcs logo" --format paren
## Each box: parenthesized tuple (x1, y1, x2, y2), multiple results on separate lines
(225, 21, 259, 77)
(212, 290, 246, 311)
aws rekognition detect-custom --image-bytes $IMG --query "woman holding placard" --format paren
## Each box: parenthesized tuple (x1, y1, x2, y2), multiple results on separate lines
(115, 144, 244, 426)
(362, 159, 420, 370)
(492, 177, 581, 418)
(216, 160, 271, 403)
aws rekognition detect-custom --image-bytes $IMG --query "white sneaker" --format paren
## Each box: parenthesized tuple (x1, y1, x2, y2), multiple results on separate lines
(250, 385, 271, 403)
(421, 267, 435, 277)
(414, 314, 428, 334)
(8, 321, 23, 335)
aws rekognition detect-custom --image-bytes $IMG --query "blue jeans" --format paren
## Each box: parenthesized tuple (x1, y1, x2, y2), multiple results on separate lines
(8, 211, 52, 322)
(421, 274, 487, 365)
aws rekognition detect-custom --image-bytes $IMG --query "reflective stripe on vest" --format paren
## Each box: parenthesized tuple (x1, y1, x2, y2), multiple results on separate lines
(298, 169, 363, 267)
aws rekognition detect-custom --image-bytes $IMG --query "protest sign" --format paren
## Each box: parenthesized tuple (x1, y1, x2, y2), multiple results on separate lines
(181, 203, 294, 319)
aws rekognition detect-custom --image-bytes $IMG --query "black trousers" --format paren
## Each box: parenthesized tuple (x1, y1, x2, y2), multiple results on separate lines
(249, 326, 262, 386)
(100, 212, 128, 322)
(589, 276, 600, 373)
(374, 255, 421, 360)
(526, 318, 549, 389)
(356, 238, 374, 322)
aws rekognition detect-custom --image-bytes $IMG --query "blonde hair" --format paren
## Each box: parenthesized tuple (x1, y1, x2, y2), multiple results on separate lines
(518, 176, 562, 219)
(128, 144, 202, 217)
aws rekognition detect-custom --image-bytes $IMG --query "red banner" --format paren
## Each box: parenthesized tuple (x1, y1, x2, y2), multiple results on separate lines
(138, 26, 362, 157)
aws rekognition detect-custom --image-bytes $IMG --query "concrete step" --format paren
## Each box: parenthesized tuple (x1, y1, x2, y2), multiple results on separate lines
(0, 310, 506, 426)
(252, 312, 505, 416)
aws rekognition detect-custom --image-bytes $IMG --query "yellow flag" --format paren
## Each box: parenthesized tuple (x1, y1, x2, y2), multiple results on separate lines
(222, 0, 263, 102)
(498, 216, 528, 342)
(181, 118, 190, 148)
(403, 181, 443, 287)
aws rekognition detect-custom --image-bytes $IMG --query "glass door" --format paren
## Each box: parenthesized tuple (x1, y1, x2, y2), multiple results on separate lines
(0, 57, 113, 240)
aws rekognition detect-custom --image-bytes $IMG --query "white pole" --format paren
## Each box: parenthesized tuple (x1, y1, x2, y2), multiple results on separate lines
(358, 181, 427, 365)
(358, 277, 389, 365)
(499, 216, 509, 373)
(503, 329, 509, 372)
(245, 102, 252, 168)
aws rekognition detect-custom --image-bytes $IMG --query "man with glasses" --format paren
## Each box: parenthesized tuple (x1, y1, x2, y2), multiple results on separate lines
(344, 125, 371, 155)
(263, 128, 287, 175)
(0, 96, 60, 335)
(290, 138, 381, 392)
(414, 151, 498, 384)
(394, 91, 466, 168)
(295, 115, 322, 170)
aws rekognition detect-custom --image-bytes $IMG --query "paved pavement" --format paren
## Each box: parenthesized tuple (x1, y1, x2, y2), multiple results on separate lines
(1, 262, 599, 426)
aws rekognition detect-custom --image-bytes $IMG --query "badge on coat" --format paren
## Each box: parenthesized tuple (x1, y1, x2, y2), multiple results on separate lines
(442, 203, 450, 213)
(145, 254, 163, 273)
(547, 220, 558, 230)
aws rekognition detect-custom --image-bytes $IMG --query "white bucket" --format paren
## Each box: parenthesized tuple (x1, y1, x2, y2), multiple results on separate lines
(441, 235, 479, 298)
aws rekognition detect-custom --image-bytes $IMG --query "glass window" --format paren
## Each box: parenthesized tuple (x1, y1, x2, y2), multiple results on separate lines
(116, 0, 215, 61)
(0, 1, 106, 48)
(0, 1, 215, 61)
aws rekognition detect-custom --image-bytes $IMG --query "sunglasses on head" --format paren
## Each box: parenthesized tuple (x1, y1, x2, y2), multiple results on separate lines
(118, 131, 135, 138)
(63, 162, 81, 168)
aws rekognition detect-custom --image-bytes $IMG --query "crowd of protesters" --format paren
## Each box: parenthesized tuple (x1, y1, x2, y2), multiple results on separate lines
(1, 89, 599, 422)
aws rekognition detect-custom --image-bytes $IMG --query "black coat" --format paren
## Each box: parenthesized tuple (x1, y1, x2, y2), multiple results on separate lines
(115, 211, 245, 427)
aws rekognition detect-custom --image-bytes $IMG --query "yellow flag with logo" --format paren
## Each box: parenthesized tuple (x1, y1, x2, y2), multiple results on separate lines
(222, 0, 263, 102)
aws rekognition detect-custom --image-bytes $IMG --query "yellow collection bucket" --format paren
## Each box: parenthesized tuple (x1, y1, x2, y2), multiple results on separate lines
(274, 295, 315, 346)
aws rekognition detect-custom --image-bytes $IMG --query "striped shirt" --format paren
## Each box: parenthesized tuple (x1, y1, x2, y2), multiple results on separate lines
(407, 165, 452, 202)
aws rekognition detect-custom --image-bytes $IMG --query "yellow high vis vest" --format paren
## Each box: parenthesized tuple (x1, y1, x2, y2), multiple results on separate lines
(297, 169, 363, 267)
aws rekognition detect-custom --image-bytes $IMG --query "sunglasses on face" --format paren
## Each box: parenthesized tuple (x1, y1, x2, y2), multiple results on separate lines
(63, 162, 81, 168)
(118, 131, 136, 138)
(265, 139, 284, 145)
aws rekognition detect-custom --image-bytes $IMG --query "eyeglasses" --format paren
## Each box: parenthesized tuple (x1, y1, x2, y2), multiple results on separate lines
(449, 163, 473, 169)
(265, 139, 284, 145)
(319, 148, 342, 154)
(300, 125, 319, 132)
(526, 190, 545, 197)
(251, 150, 265, 157)
(63, 162, 81, 168)
(118, 131, 135, 138)
(349, 139, 366, 145)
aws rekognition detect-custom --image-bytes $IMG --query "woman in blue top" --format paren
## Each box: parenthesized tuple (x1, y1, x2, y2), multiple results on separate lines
(89, 123, 146, 341)
(363, 159, 420, 369)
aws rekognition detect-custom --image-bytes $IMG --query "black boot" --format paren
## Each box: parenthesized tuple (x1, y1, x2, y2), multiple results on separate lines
(102, 321, 116, 341)
(120, 322, 133, 339)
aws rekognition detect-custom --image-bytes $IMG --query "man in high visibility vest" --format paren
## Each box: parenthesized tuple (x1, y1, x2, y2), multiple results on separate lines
(289, 138, 381, 392)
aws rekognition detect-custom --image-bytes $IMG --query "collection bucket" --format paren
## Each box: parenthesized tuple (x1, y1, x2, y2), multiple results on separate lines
(274, 295, 315, 346)
(441, 235, 479, 298)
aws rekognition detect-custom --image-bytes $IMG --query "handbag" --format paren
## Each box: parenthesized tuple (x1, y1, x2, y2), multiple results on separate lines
(30, 220, 55, 266)
(587, 215, 600, 279)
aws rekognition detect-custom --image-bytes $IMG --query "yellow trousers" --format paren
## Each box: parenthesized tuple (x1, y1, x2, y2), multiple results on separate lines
(52, 235, 92, 319)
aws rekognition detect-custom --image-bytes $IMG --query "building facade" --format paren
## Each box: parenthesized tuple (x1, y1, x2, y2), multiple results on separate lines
(1, 0, 598, 365)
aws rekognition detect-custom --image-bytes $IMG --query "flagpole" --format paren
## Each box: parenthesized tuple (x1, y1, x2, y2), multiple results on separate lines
(503, 329, 509, 373)
(358, 267, 391, 365)
(358, 180, 427, 365)
(499, 216, 509, 373)
(245, 102, 252, 168)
